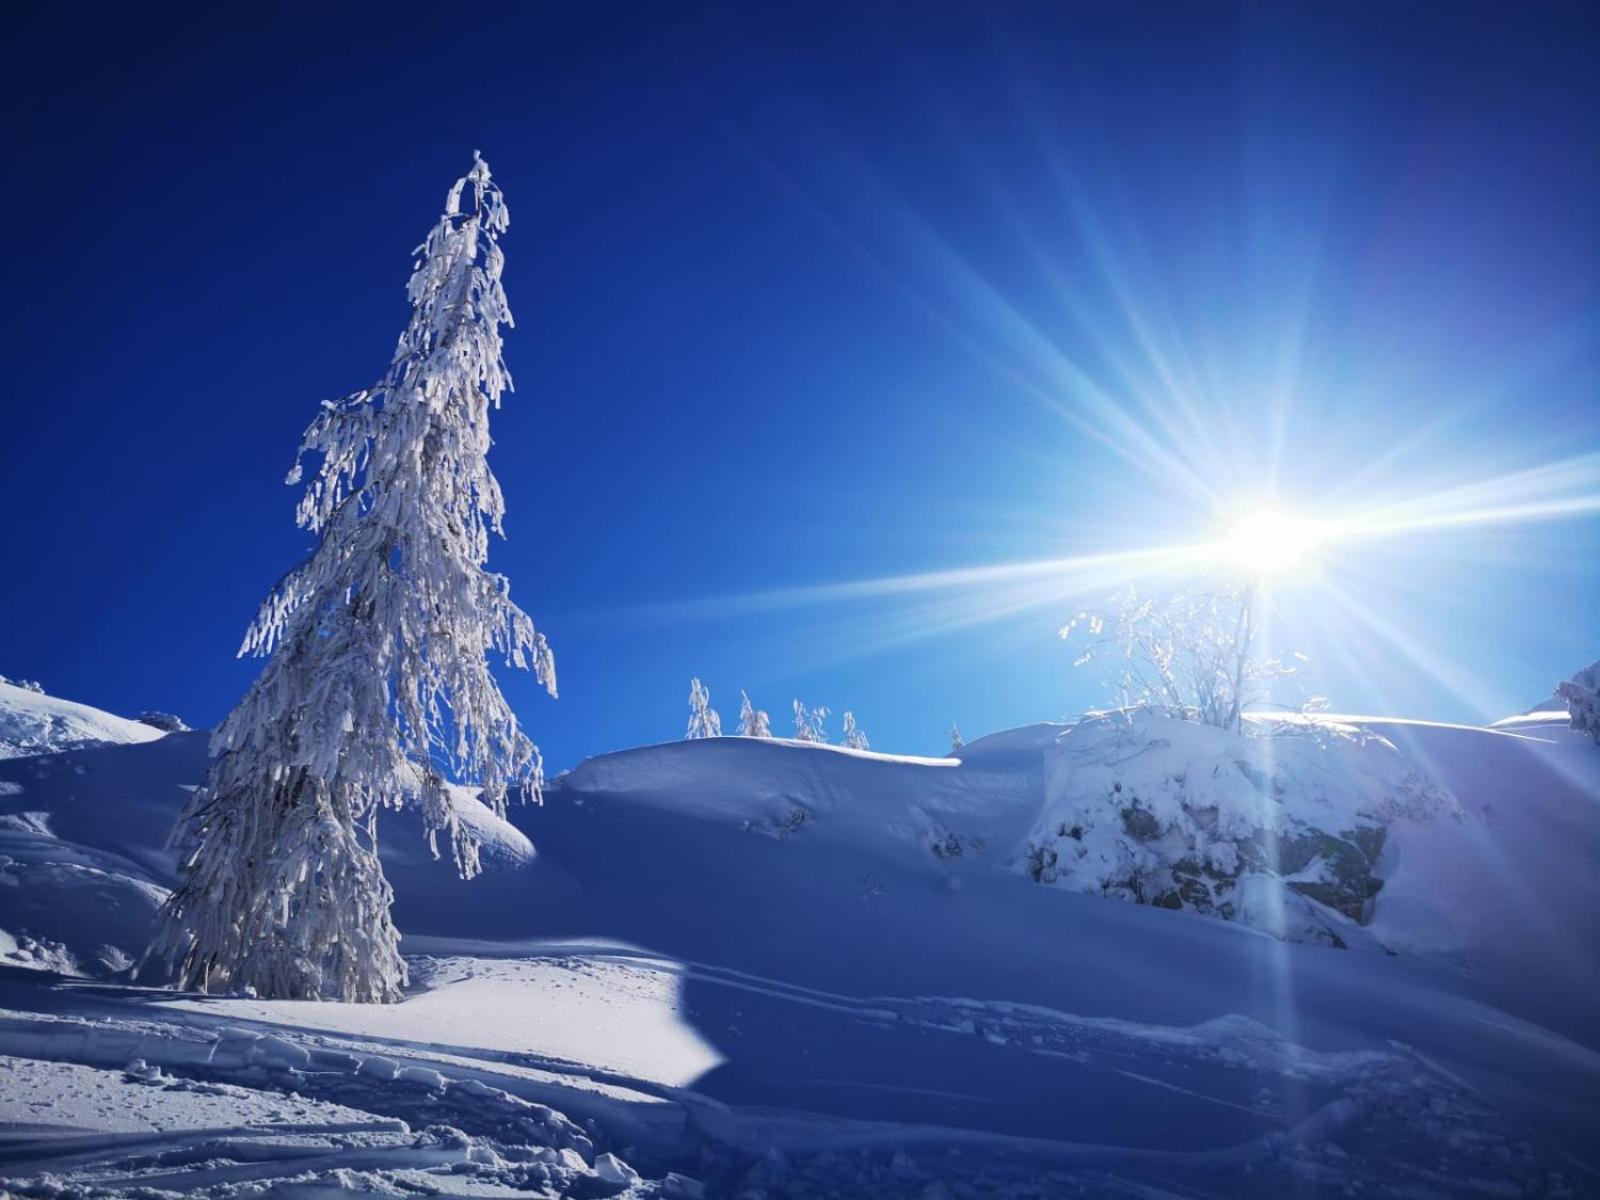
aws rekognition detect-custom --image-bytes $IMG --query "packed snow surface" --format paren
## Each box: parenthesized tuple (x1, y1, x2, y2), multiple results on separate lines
(1, 685, 1598, 1197)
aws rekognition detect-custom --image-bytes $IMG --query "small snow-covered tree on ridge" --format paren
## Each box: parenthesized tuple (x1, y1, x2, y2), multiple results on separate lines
(793, 700, 830, 743)
(737, 690, 772, 738)
(152, 154, 555, 1003)
(950, 724, 963, 751)
(841, 711, 869, 750)
(1062, 582, 1303, 734)
(685, 678, 722, 739)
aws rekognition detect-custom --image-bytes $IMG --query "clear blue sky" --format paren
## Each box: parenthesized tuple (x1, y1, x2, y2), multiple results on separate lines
(3, 3, 1597, 768)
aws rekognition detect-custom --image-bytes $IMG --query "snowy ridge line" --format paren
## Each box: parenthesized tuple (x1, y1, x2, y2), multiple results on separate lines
(1490, 710, 1568, 729)
(1264, 711, 1558, 742)
(572, 736, 960, 771)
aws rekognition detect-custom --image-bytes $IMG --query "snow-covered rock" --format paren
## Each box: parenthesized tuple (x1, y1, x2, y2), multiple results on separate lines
(1556, 658, 1600, 744)
(1021, 710, 1460, 946)
(134, 710, 190, 732)
(594, 1150, 642, 1186)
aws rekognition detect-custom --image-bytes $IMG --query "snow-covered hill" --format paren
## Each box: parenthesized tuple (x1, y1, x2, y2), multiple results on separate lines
(0, 679, 167, 760)
(1, 685, 1598, 1197)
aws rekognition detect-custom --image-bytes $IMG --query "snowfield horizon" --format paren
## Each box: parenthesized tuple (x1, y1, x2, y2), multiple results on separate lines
(2, 675, 1597, 1197)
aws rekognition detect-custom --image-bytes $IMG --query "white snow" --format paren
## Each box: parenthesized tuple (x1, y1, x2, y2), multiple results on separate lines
(0, 680, 166, 760)
(162, 951, 722, 1090)
(0, 680, 1597, 1196)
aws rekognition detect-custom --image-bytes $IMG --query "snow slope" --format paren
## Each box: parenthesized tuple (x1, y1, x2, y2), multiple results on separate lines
(1, 686, 1598, 1196)
(0, 679, 166, 760)
(0, 731, 532, 982)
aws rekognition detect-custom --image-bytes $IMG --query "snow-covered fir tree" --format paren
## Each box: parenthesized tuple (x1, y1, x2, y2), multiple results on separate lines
(151, 154, 555, 1004)
(793, 700, 830, 743)
(685, 678, 722, 739)
(950, 723, 963, 751)
(840, 711, 869, 750)
(737, 690, 772, 738)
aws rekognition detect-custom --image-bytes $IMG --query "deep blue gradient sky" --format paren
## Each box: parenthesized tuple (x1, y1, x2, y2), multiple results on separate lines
(4, 3, 1597, 767)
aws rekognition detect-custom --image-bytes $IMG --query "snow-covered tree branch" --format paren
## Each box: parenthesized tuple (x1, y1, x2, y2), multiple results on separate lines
(151, 154, 555, 1003)
(793, 700, 829, 743)
(840, 711, 869, 750)
(1062, 582, 1310, 733)
(737, 690, 772, 738)
(685, 678, 722, 739)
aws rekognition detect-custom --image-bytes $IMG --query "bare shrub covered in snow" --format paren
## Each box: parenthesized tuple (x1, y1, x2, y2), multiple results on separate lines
(153, 155, 555, 1003)
(737, 690, 772, 738)
(1557, 660, 1600, 745)
(685, 678, 722, 739)
(1062, 583, 1311, 733)
(840, 710, 869, 750)
(793, 700, 829, 743)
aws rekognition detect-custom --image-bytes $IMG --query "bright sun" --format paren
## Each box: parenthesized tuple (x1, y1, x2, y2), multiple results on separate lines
(1217, 509, 1326, 574)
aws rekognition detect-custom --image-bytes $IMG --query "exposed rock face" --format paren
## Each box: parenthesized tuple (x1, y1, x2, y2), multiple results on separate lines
(1022, 711, 1458, 947)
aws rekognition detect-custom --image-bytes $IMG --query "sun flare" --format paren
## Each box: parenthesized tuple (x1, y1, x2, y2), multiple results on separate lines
(1216, 509, 1327, 575)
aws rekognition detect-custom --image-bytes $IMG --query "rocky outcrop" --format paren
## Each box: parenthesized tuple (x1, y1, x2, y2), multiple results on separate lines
(135, 710, 190, 733)
(1557, 660, 1600, 745)
(1022, 711, 1458, 947)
